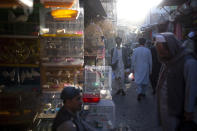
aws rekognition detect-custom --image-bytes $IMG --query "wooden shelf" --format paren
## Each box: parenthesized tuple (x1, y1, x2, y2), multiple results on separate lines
(37, 113, 56, 119)
(0, 0, 20, 8)
(0, 64, 39, 68)
(40, 33, 83, 38)
(84, 55, 97, 57)
(46, 74, 74, 78)
(42, 88, 63, 92)
(0, 35, 39, 39)
(41, 63, 83, 68)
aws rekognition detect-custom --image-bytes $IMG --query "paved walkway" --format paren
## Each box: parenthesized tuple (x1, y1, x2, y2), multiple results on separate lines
(113, 81, 197, 131)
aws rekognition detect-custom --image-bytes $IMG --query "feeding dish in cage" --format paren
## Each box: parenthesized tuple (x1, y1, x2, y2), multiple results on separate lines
(83, 93, 100, 103)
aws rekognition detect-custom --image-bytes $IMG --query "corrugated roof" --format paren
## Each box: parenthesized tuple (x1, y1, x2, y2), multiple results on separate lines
(160, 0, 187, 6)
(85, 0, 107, 18)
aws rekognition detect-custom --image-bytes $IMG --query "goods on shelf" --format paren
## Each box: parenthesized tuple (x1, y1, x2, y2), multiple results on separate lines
(0, 37, 40, 91)
(0, 67, 40, 89)
(40, 37, 84, 66)
(83, 99, 115, 130)
(41, 66, 83, 91)
(38, 91, 63, 118)
(0, 38, 40, 65)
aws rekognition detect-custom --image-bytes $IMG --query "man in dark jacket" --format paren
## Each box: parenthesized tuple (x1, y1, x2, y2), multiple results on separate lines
(111, 37, 128, 96)
(52, 87, 95, 131)
(155, 32, 197, 131)
(149, 41, 161, 95)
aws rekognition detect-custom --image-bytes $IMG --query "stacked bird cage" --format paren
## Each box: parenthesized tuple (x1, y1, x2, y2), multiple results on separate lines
(38, 1, 84, 125)
(40, 37, 84, 66)
(83, 99, 115, 130)
(83, 66, 115, 130)
(39, 0, 84, 92)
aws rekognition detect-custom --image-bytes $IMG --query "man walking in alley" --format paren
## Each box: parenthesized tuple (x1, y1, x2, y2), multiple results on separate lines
(131, 38, 152, 101)
(111, 36, 128, 96)
(155, 32, 197, 131)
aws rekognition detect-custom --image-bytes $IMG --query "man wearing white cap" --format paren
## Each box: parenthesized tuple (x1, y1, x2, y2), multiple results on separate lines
(182, 31, 196, 53)
(155, 32, 197, 131)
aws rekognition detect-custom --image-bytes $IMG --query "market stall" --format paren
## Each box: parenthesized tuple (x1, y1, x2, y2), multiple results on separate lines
(0, 1, 41, 127)
(0, 0, 117, 130)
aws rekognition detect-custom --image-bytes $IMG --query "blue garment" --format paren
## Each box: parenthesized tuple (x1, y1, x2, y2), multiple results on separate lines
(136, 84, 148, 95)
(112, 47, 125, 91)
(184, 57, 197, 112)
(131, 46, 152, 85)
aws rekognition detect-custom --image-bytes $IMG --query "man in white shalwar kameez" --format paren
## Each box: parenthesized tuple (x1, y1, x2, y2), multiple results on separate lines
(111, 37, 128, 96)
(131, 38, 152, 101)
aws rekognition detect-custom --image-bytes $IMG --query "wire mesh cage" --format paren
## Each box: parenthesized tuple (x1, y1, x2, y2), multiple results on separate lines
(84, 66, 112, 95)
(41, 66, 83, 91)
(39, 91, 63, 116)
(39, 6, 84, 36)
(83, 99, 115, 130)
(40, 37, 84, 66)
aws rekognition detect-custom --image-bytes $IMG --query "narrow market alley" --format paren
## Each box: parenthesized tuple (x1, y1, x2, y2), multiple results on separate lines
(0, 0, 197, 131)
(113, 81, 197, 131)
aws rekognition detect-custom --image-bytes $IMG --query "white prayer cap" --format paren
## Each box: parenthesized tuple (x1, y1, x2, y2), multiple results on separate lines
(155, 34, 166, 43)
(188, 31, 195, 38)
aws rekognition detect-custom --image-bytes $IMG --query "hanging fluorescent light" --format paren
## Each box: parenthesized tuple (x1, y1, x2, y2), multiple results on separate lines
(18, 0, 33, 7)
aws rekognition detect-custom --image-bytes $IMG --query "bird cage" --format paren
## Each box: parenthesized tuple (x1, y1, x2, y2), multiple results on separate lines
(40, 91, 63, 116)
(84, 66, 112, 92)
(40, 37, 84, 66)
(84, 66, 112, 100)
(41, 66, 83, 91)
(83, 99, 115, 130)
(39, 6, 83, 36)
